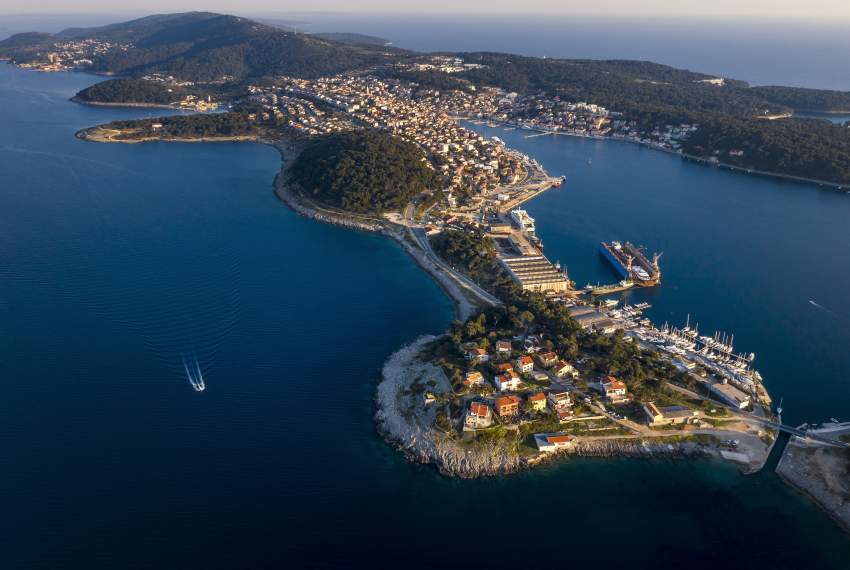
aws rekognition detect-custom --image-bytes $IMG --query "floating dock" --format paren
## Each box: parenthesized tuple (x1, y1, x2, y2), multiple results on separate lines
(600, 241, 662, 287)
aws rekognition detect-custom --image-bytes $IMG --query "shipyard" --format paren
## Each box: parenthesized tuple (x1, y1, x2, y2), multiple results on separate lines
(599, 240, 662, 287)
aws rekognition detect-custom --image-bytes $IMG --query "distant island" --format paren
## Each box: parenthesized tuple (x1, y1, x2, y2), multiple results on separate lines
(4, 11, 849, 533)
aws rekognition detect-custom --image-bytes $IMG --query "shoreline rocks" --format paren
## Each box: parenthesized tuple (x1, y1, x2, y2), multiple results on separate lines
(270, 142, 479, 321)
(375, 337, 714, 479)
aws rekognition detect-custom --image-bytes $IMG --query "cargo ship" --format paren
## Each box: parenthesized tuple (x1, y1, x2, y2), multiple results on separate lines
(599, 241, 662, 287)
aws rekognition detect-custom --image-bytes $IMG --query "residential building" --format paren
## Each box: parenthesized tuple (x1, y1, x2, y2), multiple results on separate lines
(602, 376, 628, 403)
(548, 391, 572, 410)
(463, 370, 484, 388)
(534, 433, 573, 452)
(527, 392, 547, 412)
(466, 347, 489, 363)
(495, 395, 521, 418)
(494, 371, 521, 392)
(515, 355, 534, 374)
(556, 408, 574, 422)
(495, 340, 512, 354)
(553, 360, 577, 378)
(465, 401, 494, 429)
(538, 351, 559, 367)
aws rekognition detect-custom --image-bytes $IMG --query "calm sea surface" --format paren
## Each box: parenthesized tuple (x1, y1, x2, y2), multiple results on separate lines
(288, 14, 850, 91)
(1, 64, 849, 569)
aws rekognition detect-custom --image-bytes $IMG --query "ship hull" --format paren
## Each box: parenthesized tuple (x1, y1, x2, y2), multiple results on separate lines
(599, 242, 661, 287)
(599, 243, 630, 279)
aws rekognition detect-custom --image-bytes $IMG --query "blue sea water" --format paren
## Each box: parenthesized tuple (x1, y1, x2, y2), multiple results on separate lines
(462, 122, 850, 427)
(1, 64, 850, 569)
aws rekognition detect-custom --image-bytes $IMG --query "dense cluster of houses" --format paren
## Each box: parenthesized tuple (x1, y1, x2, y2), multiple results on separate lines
(277, 75, 528, 201)
(458, 336, 631, 432)
(440, 88, 614, 137)
(244, 86, 348, 135)
(16, 38, 130, 72)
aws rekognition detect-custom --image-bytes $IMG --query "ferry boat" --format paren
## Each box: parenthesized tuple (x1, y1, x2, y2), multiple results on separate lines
(510, 208, 536, 237)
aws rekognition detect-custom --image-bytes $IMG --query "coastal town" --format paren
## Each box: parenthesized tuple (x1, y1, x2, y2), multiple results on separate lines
(6, 36, 848, 533)
(7, 36, 741, 163)
(66, 62, 812, 450)
(4, 8, 850, 567)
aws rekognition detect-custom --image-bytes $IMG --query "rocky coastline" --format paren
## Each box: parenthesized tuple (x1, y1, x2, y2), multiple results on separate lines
(374, 336, 716, 479)
(270, 142, 481, 321)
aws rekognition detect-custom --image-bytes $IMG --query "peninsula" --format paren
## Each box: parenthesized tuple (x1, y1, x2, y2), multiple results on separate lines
(4, 11, 849, 533)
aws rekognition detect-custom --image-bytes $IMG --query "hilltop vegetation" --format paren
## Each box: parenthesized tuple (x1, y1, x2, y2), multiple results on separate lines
(0, 12, 398, 82)
(684, 116, 850, 184)
(454, 53, 784, 117)
(627, 106, 850, 184)
(430, 229, 518, 299)
(87, 112, 260, 141)
(288, 131, 437, 214)
(74, 78, 187, 104)
(750, 86, 850, 112)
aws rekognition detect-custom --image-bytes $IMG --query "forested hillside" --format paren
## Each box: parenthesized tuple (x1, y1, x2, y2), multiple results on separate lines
(75, 78, 186, 104)
(288, 131, 437, 213)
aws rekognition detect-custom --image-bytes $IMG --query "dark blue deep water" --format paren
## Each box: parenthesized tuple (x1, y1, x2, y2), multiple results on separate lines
(2, 65, 849, 569)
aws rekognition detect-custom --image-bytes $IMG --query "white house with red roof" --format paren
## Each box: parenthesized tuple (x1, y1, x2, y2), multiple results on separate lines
(534, 433, 573, 452)
(553, 360, 577, 378)
(515, 355, 534, 374)
(538, 351, 559, 367)
(464, 401, 494, 429)
(463, 370, 484, 388)
(494, 371, 521, 392)
(466, 347, 489, 363)
(602, 376, 628, 403)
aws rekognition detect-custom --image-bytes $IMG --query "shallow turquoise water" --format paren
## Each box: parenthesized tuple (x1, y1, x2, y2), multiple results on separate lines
(1, 64, 848, 569)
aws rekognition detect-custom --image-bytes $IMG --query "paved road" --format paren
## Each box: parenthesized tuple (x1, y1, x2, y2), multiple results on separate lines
(409, 225, 501, 307)
(664, 382, 849, 449)
(401, 202, 501, 308)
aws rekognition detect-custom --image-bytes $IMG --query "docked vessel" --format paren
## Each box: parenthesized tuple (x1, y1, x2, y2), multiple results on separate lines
(600, 241, 662, 287)
(510, 208, 536, 237)
(586, 279, 634, 296)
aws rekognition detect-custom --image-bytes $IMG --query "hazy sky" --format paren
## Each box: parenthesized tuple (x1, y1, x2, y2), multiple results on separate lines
(1, 0, 848, 20)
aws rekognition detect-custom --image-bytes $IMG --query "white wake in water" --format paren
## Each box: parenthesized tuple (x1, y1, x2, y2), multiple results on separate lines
(808, 299, 850, 324)
(182, 354, 206, 392)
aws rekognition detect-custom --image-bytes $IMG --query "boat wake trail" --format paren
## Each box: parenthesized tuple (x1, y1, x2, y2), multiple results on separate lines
(808, 299, 850, 323)
(182, 354, 206, 392)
